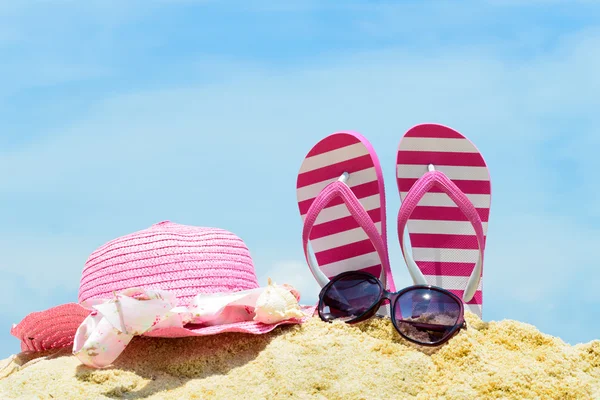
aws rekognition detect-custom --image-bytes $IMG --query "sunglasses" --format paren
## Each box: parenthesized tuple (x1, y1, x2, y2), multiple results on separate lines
(318, 271, 466, 346)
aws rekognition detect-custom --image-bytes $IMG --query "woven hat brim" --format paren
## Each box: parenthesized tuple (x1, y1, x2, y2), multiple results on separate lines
(11, 303, 90, 352)
(144, 305, 316, 337)
(11, 304, 317, 352)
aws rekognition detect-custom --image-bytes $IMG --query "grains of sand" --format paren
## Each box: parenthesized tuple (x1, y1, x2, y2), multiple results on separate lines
(1, 312, 598, 399)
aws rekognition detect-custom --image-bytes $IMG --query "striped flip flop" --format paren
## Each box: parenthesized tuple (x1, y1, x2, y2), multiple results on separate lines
(396, 124, 491, 317)
(297, 131, 396, 293)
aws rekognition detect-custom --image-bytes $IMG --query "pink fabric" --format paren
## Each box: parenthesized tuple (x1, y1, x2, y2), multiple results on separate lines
(11, 222, 312, 353)
(146, 305, 317, 337)
(12, 302, 315, 353)
(303, 180, 391, 287)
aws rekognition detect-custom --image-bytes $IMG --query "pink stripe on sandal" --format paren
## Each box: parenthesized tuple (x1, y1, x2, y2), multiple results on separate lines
(297, 131, 396, 292)
(396, 124, 491, 317)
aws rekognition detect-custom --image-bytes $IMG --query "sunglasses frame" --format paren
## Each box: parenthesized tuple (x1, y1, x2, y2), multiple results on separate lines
(318, 271, 467, 346)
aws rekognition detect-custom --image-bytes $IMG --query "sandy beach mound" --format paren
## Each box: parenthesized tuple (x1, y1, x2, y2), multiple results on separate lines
(1, 313, 599, 399)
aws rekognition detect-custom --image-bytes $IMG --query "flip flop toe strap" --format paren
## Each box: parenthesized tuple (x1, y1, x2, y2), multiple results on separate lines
(397, 170, 485, 302)
(303, 180, 390, 289)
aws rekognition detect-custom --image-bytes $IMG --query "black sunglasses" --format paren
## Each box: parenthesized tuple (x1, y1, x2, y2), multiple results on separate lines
(318, 271, 466, 346)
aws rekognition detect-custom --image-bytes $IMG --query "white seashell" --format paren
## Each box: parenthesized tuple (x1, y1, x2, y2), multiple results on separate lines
(253, 278, 306, 324)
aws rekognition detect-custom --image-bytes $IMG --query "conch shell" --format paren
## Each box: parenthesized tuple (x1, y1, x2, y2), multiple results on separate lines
(253, 278, 306, 324)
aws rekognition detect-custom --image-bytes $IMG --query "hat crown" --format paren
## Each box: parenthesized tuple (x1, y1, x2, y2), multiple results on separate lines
(78, 221, 259, 306)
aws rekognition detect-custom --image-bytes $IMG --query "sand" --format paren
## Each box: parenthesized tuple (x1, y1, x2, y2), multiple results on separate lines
(1, 312, 599, 400)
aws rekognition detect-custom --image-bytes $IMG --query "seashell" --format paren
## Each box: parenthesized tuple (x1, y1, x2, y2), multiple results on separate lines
(280, 283, 301, 302)
(253, 278, 306, 324)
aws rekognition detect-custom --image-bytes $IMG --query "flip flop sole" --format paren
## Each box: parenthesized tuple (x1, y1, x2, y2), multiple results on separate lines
(297, 132, 388, 284)
(396, 124, 491, 316)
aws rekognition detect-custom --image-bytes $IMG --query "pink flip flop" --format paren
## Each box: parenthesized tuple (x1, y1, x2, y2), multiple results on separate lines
(297, 131, 396, 293)
(396, 124, 491, 317)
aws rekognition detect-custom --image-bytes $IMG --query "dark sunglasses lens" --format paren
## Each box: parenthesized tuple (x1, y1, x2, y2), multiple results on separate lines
(393, 288, 461, 345)
(319, 274, 382, 322)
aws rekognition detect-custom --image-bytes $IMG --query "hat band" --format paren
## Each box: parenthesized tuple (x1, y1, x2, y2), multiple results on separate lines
(72, 280, 306, 368)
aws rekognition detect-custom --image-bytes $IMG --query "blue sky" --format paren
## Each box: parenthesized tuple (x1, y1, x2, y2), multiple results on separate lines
(1, 0, 599, 358)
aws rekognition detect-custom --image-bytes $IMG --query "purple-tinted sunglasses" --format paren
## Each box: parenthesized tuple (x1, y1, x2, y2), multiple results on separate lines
(318, 271, 466, 346)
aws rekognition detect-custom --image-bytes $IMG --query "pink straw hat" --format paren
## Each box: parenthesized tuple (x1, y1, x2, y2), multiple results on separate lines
(11, 221, 312, 360)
